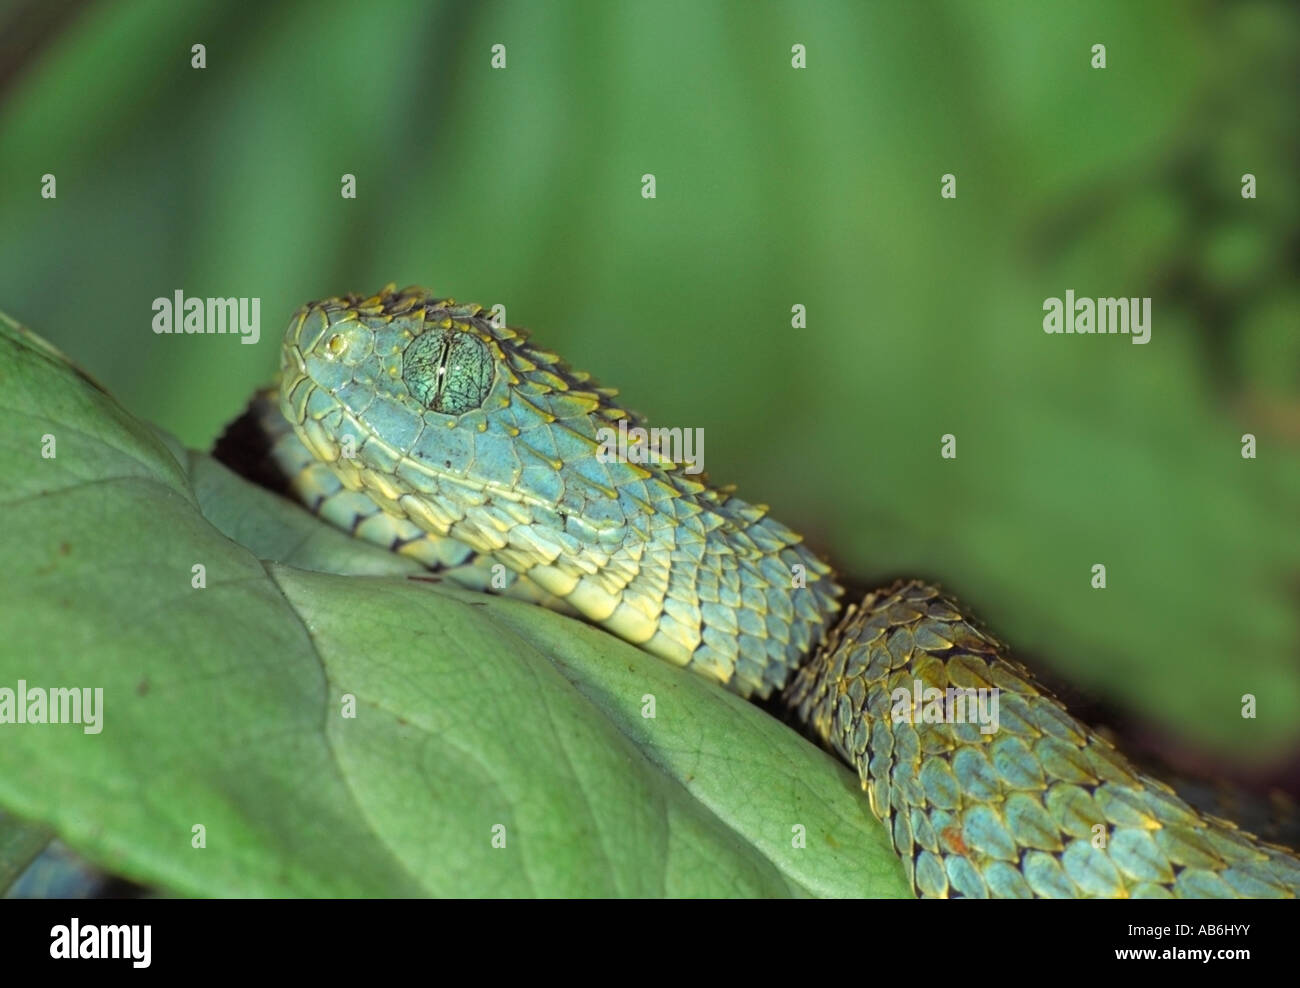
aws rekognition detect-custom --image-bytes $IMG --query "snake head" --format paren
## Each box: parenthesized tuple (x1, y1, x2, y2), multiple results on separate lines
(277, 283, 638, 528)
(282, 283, 498, 423)
(279, 283, 841, 699)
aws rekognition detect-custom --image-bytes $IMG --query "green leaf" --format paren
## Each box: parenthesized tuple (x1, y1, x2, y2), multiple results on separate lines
(0, 812, 53, 894)
(0, 310, 908, 898)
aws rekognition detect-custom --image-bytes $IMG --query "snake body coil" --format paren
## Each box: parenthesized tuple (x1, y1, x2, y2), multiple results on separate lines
(254, 285, 1300, 898)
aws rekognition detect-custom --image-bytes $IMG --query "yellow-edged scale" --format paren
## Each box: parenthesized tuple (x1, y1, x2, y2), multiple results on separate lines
(237, 284, 1300, 898)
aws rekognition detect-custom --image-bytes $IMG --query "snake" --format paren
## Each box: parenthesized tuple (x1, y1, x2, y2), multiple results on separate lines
(229, 283, 1300, 898)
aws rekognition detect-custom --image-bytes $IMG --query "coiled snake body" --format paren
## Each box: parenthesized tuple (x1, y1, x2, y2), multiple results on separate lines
(242, 285, 1299, 898)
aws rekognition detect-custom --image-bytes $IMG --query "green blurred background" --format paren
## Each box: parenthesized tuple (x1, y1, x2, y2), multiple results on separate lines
(2, 0, 1297, 778)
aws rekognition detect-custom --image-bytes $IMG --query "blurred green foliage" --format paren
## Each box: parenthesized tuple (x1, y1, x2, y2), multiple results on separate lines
(1, 0, 1297, 772)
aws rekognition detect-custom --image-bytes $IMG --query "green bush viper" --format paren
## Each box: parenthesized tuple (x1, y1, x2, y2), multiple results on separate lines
(226, 284, 1300, 898)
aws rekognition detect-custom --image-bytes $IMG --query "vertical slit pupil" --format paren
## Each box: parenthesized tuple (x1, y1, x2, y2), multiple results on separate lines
(402, 329, 493, 415)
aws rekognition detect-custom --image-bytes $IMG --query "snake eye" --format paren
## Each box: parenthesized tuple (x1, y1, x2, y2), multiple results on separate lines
(402, 329, 493, 414)
(325, 333, 348, 357)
